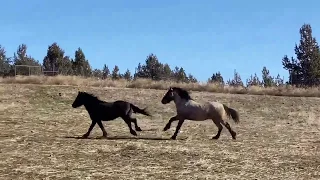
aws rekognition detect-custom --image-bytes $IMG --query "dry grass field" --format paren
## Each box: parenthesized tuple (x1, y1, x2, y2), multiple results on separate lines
(0, 83, 320, 179)
(3, 75, 320, 97)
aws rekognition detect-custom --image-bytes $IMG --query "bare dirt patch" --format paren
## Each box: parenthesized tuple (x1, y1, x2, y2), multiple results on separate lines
(0, 84, 319, 179)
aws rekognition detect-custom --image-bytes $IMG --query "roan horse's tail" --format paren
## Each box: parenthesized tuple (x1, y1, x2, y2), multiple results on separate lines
(130, 103, 151, 116)
(223, 104, 240, 123)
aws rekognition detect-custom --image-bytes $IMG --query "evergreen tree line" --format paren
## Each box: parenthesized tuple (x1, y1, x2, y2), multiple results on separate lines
(0, 23, 319, 87)
(0, 43, 197, 83)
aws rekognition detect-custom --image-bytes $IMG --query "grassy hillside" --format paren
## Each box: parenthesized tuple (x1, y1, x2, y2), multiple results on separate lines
(0, 84, 319, 179)
(2, 75, 320, 97)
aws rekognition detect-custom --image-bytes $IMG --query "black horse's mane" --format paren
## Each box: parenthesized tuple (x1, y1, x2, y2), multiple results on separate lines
(172, 87, 193, 100)
(81, 91, 104, 103)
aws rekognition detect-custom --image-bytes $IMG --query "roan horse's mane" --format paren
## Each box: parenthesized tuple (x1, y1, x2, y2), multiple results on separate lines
(171, 87, 193, 100)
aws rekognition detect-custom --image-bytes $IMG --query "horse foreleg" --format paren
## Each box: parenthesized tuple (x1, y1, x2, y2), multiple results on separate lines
(82, 121, 96, 138)
(163, 116, 178, 131)
(212, 119, 223, 139)
(220, 120, 236, 139)
(96, 120, 108, 138)
(171, 119, 185, 140)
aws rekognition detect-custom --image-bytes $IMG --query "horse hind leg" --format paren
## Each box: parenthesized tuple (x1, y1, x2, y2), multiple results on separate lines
(220, 120, 237, 140)
(212, 119, 223, 139)
(126, 108, 142, 131)
(96, 120, 108, 138)
(122, 116, 138, 136)
(131, 117, 142, 131)
(82, 121, 96, 138)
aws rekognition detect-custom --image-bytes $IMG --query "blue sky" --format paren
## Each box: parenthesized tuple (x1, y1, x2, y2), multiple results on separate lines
(1, 0, 320, 82)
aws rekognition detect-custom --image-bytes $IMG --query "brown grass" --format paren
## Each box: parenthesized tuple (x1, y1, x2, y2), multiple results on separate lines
(0, 84, 319, 179)
(2, 75, 320, 97)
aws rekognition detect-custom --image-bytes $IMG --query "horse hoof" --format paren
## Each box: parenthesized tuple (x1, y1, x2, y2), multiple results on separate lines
(170, 136, 176, 140)
(131, 131, 137, 136)
(212, 136, 219, 140)
(136, 127, 142, 131)
(163, 126, 170, 131)
(231, 131, 237, 139)
(81, 135, 89, 139)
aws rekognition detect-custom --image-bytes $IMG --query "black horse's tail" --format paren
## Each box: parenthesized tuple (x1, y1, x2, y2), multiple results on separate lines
(130, 103, 151, 116)
(223, 104, 240, 123)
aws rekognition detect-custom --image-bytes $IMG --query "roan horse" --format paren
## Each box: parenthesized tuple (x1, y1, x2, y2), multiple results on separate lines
(161, 87, 240, 140)
(72, 91, 151, 138)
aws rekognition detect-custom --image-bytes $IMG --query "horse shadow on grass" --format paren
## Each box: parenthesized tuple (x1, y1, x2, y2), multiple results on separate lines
(61, 128, 189, 141)
(62, 135, 186, 141)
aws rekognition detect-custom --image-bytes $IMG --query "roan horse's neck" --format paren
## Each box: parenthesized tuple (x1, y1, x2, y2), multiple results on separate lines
(173, 95, 190, 109)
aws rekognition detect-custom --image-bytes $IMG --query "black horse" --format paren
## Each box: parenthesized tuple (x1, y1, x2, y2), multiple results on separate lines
(72, 91, 151, 138)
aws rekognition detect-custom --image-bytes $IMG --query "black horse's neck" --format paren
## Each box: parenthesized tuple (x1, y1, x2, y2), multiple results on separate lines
(82, 93, 104, 109)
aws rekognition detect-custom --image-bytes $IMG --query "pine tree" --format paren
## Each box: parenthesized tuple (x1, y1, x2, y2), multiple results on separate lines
(261, 66, 274, 87)
(134, 53, 164, 80)
(92, 69, 103, 78)
(177, 67, 187, 82)
(60, 56, 73, 75)
(274, 74, 284, 86)
(187, 74, 198, 83)
(282, 55, 301, 85)
(13, 44, 41, 75)
(0, 45, 13, 76)
(111, 65, 120, 80)
(282, 23, 320, 86)
(208, 71, 224, 85)
(102, 64, 110, 79)
(227, 70, 243, 87)
(246, 73, 261, 87)
(72, 47, 92, 77)
(43, 42, 72, 75)
(162, 63, 172, 80)
(123, 69, 132, 81)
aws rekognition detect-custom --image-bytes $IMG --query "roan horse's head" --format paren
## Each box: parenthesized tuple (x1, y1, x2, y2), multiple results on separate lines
(161, 87, 193, 104)
(72, 91, 86, 108)
(161, 87, 175, 104)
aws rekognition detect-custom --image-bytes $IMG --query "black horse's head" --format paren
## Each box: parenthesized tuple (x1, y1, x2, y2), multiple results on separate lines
(161, 87, 193, 104)
(72, 91, 87, 108)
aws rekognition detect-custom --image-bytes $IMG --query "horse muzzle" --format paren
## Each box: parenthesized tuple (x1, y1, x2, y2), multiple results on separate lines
(161, 99, 170, 104)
